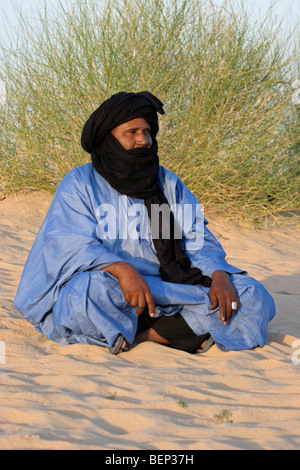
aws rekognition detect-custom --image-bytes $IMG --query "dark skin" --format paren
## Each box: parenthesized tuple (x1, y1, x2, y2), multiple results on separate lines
(209, 270, 239, 324)
(103, 118, 240, 345)
(103, 262, 239, 327)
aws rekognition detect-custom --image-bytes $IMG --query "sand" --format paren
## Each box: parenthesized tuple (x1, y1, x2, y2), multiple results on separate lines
(0, 191, 299, 450)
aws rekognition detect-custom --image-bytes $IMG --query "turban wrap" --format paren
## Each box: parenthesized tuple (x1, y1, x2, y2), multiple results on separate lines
(81, 91, 211, 287)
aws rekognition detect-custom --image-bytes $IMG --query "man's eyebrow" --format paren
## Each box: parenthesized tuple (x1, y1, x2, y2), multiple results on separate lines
(124, 125, 151, 132)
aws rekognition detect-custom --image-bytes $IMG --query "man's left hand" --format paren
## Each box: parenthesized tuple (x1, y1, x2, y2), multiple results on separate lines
(209, 270, 239, 325)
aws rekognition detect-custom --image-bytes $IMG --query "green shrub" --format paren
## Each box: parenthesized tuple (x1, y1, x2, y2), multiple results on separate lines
(0, 0, 299, 220)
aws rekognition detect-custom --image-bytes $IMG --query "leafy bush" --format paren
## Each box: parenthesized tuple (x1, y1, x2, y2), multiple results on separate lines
(0, 0, 299, 220)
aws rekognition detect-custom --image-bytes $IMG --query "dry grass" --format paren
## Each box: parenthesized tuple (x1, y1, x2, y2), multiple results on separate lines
(0, 0, 299, 221)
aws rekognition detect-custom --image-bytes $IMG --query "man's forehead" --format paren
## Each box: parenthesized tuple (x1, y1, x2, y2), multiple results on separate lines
(121, 118, 151, 130)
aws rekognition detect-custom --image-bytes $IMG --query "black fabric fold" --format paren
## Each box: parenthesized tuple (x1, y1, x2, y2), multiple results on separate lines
(81, 91, 164, 153)
(91, 133, 160, 199)
(144, 190, 211, 286)
(81, 91, 211, 287)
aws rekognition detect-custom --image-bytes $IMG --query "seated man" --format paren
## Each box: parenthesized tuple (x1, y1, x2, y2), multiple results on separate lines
(14, 91, 275, 355)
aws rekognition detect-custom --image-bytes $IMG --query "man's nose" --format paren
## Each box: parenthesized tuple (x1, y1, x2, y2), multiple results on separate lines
(136, 132, 150, 147)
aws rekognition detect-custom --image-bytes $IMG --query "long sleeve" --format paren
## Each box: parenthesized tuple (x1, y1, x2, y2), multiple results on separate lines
(14, 167, 123, 325)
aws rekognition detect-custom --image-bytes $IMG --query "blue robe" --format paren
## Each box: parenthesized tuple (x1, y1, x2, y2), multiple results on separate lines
(14, 163, 275, 351)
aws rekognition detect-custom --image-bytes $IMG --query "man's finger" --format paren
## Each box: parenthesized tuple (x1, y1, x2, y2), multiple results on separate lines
(226, 295, 233, 321)
(145, 290, 155, 317)
(218, 297, 227, 324)
(136, 295, 146, 316)
(209, 292, 218, 310)
(129, 294, 138, 308)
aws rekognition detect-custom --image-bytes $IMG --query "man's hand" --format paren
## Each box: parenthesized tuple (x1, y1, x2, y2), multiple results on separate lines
(209, 270, 239, 325)
(102, 261, 155, 317)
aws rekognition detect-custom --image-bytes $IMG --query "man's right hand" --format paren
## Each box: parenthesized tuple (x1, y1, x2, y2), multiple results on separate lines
(102, 261, 155, 317)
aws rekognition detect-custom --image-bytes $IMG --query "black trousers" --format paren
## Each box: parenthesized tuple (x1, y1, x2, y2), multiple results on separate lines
(137, 310, 209, 354)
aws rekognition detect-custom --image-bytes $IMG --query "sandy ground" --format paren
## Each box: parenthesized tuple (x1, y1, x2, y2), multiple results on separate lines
(0, 191, 299, 450)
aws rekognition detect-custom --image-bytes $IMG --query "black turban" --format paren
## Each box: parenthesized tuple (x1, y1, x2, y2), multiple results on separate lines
(81, 91, 164, 199)
(81, 91, 164, 153)
(81, 91, 211, 287)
